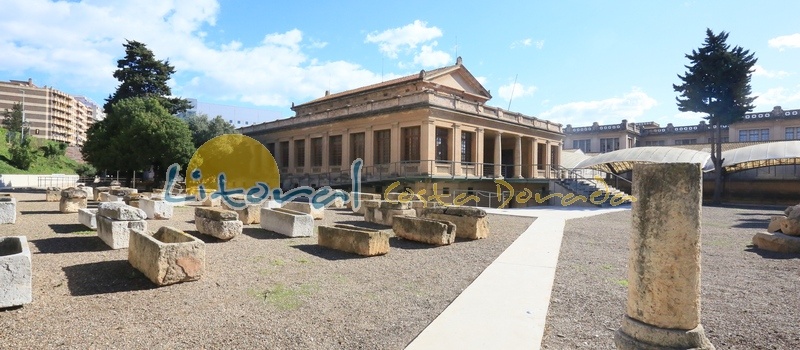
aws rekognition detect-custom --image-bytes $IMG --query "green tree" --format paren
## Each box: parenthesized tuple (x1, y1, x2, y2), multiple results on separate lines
(673, 29, 757, 204)
(186, 113, 237, 148)
(9, 138, 37, 170)
(2, 103, 29, 141)
(104, 40, 192, 115)
(83, 97, 195, 181)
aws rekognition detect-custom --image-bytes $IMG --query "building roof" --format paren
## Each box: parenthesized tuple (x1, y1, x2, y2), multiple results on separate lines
(573, 147, 714, 173)
(292, 57, 491, 109)
(721, 140, 800, 173)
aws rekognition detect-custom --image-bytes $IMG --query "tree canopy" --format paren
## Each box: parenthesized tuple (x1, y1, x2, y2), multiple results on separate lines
(185, 113, 238, 148)
(2, 102, 28, 139)
(104, 40, 192, 115)
(83, 97, 195, 178)
(673, 28, 757, 203)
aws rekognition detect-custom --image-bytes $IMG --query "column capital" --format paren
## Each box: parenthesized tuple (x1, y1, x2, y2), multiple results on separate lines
(477, 127, 485, 133)
(452, 123, 460, 130)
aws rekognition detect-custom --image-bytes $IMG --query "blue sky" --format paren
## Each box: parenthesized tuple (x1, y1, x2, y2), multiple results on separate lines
(1, 0, 799, 128)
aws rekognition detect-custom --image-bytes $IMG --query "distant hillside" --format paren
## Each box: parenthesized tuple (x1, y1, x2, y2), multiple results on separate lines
(0, 128, 83, 174)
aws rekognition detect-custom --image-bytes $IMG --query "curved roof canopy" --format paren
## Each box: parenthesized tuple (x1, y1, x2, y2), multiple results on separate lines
(573, 147, 714, 173)
(721, 140, 800, 173)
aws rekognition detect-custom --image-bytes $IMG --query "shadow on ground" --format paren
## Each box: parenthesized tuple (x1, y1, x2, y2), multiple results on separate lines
(31, 236, 107, 254)
(732, 219, 770, 229)
(389, 237, 439, 250)
(241, 227, 292, 240)
(745, 246, 800, 260)
(291, 244, 368, 261)
(49, 223, 91, 234)
(21, 210, 62, 215)
(62, 260, 157, 296)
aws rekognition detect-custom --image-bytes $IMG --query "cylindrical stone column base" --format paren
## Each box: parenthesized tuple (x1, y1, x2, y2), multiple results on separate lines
(615, 316, 715, 350)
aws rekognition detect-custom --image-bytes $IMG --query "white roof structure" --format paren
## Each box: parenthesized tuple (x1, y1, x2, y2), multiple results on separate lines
(561, 149, 592, 169)
(720, 140, 800, 173)
(573, 147, 714, 173)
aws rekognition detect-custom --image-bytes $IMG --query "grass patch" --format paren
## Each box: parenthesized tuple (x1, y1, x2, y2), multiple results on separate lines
(616, 279, 629, 287)
(296, 257, 310, 264)
(270, 259, 285, 266)
(248, 283, 315, 310)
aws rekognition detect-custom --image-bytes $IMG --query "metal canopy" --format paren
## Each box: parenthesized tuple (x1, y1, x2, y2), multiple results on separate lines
(573, 147, 714, 173)
(720, 140, 800, 173)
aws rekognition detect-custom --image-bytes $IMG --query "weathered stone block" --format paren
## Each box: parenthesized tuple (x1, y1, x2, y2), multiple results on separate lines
(283, 201, 324, 220)
(97, 216, 147, 249)
(78, 208, 97, 230)
(202, 195, 221, 207)
(0, 236, 31, 308)
(262, 200, 282, 209)
(379, 200, 409, 210)
(140, 199, 174, 220)
(98, 192, 120, 202)
(0, 197, 17, 224)
(128, 227, 205, 286)
(93, 186, 110, 201)
(46, 187, 62, 202)
(77, 186, 93, 201)
(365, 206, 416, 226)
(98, 202, 147, 221)
(222, 201, 261, 224)
(348, 192, 381, 213)
(421, 206, 489, 240)
(109, 188, 137, 197)
(260, 208, 314, 237)
(752, 231, 800, 254)
(59, 188, 88, 213)
(195, 216, 242, 240)
(195, 207, 238, 221)
(393, 216, 456, 245)
(780, 216, 800, 236)
(767, 216, 786, 233)
(318, 224, 389, 256)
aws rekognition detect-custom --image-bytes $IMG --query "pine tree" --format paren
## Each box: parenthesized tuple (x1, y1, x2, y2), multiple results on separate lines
(674, 29, 757, 204)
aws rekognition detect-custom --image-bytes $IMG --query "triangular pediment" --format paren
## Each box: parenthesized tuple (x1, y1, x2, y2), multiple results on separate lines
(423, 61, 491, 103)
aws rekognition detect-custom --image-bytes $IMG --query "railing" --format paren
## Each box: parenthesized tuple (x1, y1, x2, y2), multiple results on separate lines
(558, 165, 632, 192)
(451, 189, 511, 208)
(278, 160, 565, 188)
(37, 175, 80, 188)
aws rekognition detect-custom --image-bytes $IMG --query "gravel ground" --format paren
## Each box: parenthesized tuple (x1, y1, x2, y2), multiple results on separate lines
(0, 191, 533, 349)
(541, 205, 800, 349)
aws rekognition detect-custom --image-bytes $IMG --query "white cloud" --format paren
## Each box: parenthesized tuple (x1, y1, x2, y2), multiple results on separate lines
(412, 42, 451, 68)
(754, 86, 800, 108)
(539, 88, 658, 126)
(752, 64, 791, 78)
(511, 38, 544, 49)
(0, 0, 386, 113)
(365, 20, 443, 59)
(475, 76, 488, 85)
(497, 82, 537, 101)
(768, 33, 800, 51)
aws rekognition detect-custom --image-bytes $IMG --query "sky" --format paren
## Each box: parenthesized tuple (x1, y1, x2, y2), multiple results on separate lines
(1, 0, 799, 128)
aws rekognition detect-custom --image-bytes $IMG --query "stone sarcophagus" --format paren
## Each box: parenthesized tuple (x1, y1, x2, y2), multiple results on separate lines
(392, 216, 456, 246)
(0, 236, 32, 308)
(420, 206, 488, 240)
(364, 201, 416, 226)
(97, 202, 147, 249)
(260, 208, 314, 237)
(46, 187, 61, 202)
(282, 201, 324, 220)
(128, 226, 205, 286)
(59, 187, 88, 213)
(194, 207, 242, 240)
(318, 224, 389, 257)
(0, 194, 17, 224)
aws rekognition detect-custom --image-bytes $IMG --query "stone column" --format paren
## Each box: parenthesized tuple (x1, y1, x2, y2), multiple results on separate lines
(364, 127, 374, 168)
(322, 132, 330, 173)
(615, 163, 714, 350)
(531, 139, 539, 178)
(452, 124, 462, 176)
(544, 141, 552, 178)
(528, 138, 537, 178)
(288, 137, 296, 171)
(303, 136, 311, 174)
(274, 141, 283, 168)
(341, 129, 350, 169)
(420, 120, 435, 175)
(476, 128, 485, 177)
(493, 132, 502, 178)
(391, 122, 401, 175)
(514, 135, 523, 178)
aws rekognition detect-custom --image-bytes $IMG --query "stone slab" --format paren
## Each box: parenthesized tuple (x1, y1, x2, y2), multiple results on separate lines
(421, 206, 489, 240)
(365, 207, 416, 226)
(393, 216, 456, 246)
(0, 236, 32, 308)
(752, 231, 800, 254)
(194, 207, 238, 221)
(0, 198, 17, 224)
(78, 208, 97, 230)
(283, 201, 324, 220)
(318, 224, 389, 256)
(139, 199, 174, 220)
(128, 226, 205, 286)
(59, 196, 87, 213)
(260, 208, 314, 237)
(98, 202, 147, 221)
(97, 216, 147, 249)
(195, 216, 242, 240)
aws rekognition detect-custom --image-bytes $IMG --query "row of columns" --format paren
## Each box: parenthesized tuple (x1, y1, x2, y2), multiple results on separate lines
(271, 122, 559, 179)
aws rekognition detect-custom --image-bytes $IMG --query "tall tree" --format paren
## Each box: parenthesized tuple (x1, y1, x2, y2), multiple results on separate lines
(186, 113, 237, 148)
(83, 97, 195, 180)
(674, 29, 757, 204)
(104, 40, 192, 115)
(2, 103, 29, 140)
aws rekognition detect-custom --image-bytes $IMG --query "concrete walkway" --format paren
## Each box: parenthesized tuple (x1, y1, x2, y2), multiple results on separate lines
(405, 206, 630, 350)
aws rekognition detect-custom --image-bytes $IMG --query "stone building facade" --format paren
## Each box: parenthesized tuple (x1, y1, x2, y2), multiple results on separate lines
(241, 58, 564, 204)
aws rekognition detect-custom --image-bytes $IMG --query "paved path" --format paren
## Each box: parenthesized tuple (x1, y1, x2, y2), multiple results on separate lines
(406, 206, 630, 350)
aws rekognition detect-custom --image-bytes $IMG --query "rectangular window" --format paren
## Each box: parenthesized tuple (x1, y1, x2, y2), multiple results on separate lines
(675, 139, 697, 145)
(435, 127, 449, 161)
(279, 141, 289, 167)
(329, 135, 342, 166)
(294, 139, 305, 167)
(600, 138, 619, 153)
(310, 137, 323, 167)
(572, 139, 591, 152)
(350, 132, 365, 163)
(740, 128, 770, 142)
(786, 127, 800, 140)
(461, 131, 474, 162)
(265, 143, 275, 157)
(550, 145, 560, 167)
(373, 129, 391, 165)
(401, 126, 420, 161)
(537, 143, 547, 170)
(644, 140, 666, 146)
